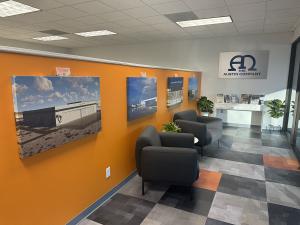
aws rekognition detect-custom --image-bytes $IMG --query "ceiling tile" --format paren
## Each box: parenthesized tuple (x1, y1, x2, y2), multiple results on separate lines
(48, 6, 88, 19)
(229, 2, 266, 22)
(138, 15, 171, 25)
(264, 23, 294, 33)
(7, 11, 64, 24)
(150, 1, 190, 14)
(17, 0, 64, 10)
(99, 11, 133, 22)
(123, 6, 159, 18)
(114, 18, 146, 27)
(189, 30, 215, 38)
(152, 22, 184, 32)
(266, 8, 300, 18)
(225, 0, 266, 5)
(193, 7, 229, 19)
(265, 16, 299, 25)
(142, 0, 178, 5)
(182, 0, 226, 10)
(234, 19, 264, 28)
(98, 0, 146, 10)
(74, 15, 107, 25)
(267, 0, 300, 11)
(73, 1, 114, 14)
(55, 0, 94, 6)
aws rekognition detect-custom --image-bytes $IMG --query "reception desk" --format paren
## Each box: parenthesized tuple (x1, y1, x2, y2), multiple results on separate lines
(215, 103, 263, 127)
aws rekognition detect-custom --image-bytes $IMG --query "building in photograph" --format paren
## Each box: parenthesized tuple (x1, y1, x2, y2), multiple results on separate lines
(167, 77, 183, 107)
(22, 101, 98, 128)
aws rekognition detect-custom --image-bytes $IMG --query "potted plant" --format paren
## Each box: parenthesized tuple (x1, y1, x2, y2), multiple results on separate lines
(197, 96, 214, 116)
(266, 99, 285, 130)
(162, 122, 181, 133)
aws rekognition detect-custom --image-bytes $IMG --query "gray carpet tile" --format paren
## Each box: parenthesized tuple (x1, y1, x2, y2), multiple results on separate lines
(266, 181, 300, 209)
(204, 148, 263, 165)
(159, 186, 215, 216)
(205, 218, 233, 225)
(265, 166, 300, 187)
(208, 192, 269, 225)
(268, 203, 300, 225)
(199, 157, 265, 181)
(78, 219, 102, 225)
(118, 175, 169, 203)
(140, 204, 206, 225)
(81, 127, 300, 225)
(230, 142, 297, 159)
(218, 174, 267, 201)
(87, 193, 155, 225)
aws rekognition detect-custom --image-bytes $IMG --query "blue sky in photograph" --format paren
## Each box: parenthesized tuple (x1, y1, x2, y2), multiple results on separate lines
(188, 77, 198, 91)
(168, 77, 183, 91)
(127, 77, 157, 105)
(12, 76, 100, 112)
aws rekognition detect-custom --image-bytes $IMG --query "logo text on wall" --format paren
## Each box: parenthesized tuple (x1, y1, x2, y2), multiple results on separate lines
(219, 51, 269, 79)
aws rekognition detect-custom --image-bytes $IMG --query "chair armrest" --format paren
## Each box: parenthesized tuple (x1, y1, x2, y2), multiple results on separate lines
(159, 132, 194, 148)
(141, 146, 199, 185)
(175, 119, 207, 145)
(197, 116, 222, 123)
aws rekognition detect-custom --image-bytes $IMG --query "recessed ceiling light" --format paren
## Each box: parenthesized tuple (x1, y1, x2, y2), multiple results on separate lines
(0, 0, 39, 17)
(33, 36, 68, 41)
(176, 16, 232, 28)
(75, 30, 116, 37)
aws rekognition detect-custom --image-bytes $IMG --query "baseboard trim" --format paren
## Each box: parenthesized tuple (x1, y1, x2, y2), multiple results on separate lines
(66, 170, 137, 225)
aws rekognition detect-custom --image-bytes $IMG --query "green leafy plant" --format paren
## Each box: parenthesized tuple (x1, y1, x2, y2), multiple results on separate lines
(162, 122, 181, 133)
(266, 99, 286, 118)
(197, 96, 214, 114)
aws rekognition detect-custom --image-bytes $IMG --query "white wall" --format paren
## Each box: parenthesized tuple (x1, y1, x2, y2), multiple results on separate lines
(0, 37, 70, 53)
(71, 32, 292, 102)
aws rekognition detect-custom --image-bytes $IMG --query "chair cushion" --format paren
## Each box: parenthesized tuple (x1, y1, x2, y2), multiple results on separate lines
(135, 126, 161, 175)
(173, 110, 197, 122)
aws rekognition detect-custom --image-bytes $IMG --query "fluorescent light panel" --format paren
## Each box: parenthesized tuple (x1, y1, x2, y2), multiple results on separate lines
(75, 30, 116, 37)
(176, 16, 232, 28)
(33, 36, 68, 41)
(0, 0, 39, 17)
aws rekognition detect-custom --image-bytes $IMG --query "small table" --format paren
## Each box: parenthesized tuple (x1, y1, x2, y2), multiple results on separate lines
(194, 137, 199, 144)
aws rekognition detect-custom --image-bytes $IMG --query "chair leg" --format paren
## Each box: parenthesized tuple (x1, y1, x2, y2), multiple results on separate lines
(142, 179, 145, 195)
(200, 147, 204, 156)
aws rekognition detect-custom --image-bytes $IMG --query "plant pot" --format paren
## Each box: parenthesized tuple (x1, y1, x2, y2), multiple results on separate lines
(202, 112, 209, 117)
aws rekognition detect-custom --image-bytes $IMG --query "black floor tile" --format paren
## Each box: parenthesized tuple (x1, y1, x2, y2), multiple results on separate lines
(268, 203, 300, 225)
(88, 193, 155, 225)
(205, 218, 233, 225)
(217, 174, 267, 201)
(265, 167, 300, 187)
(204, 148, 263, 165)
(159, 186, 215, 216)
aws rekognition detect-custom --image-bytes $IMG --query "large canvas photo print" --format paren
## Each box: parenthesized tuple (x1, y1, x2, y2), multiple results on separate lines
(127, 77, 157, 121)
(167, 77, 183, 107)
(12, 76, 101, 158)
(188, 77, 199, 100)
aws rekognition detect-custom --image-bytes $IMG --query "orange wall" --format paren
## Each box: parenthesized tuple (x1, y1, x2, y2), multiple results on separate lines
(0, 52, 201, 225)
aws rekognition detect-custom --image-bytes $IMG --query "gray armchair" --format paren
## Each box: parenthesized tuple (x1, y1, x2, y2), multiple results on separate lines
(173, 110, 223, 155)
(135, 126, 199, 195)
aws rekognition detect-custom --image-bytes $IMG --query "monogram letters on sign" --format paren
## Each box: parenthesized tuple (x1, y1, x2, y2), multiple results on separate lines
(219, 51, 269, 79)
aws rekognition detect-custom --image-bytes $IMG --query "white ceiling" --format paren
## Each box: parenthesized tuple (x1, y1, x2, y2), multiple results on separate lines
(0, 0, 299, 48)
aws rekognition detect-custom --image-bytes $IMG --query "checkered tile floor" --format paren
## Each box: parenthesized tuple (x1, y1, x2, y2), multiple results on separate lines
(78, 127, 300, 225)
